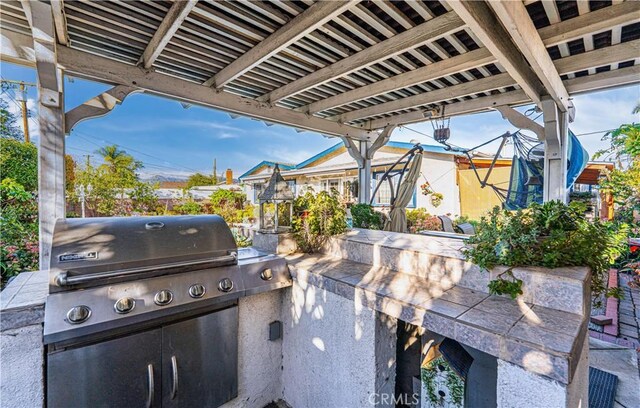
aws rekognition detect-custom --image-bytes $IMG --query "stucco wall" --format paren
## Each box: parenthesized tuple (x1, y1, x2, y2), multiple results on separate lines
(0, 324, 44, 408)
(282, 280, 397, 407)
(221, 290, 286, 408)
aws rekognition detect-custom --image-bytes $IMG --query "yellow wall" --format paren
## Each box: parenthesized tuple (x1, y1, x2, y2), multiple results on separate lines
(458, 166, 512, 220)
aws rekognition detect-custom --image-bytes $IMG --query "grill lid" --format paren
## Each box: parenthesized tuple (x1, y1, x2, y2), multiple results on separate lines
(49, 215, 237, 292)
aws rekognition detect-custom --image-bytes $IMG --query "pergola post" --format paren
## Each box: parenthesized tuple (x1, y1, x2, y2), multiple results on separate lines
(23, 0, 66, 268)
(542, 97, 569, 203)
(358, 141, 372, 204)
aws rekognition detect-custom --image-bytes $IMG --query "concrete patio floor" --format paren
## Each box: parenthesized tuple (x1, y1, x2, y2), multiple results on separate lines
(589, 337, 640, 408)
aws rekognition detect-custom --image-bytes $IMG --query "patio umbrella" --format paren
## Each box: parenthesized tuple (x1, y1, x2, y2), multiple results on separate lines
(384, 152, 423, 232)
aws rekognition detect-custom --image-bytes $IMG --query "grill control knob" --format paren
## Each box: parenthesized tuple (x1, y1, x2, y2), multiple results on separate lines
(189, 284, 206, 298)
(218, 278, 234, 293)
(66, 305, 91, 324)
(154, 290, 173, 306)
(114, 297, 136, 314)
(260, 268, 273, 281)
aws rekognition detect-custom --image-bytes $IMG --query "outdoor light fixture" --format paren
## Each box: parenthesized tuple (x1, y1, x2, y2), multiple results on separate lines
(432, 106, 451, 144)
(258, 165, 295, 234)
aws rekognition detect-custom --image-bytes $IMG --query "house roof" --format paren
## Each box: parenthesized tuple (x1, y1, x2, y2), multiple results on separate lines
(239, 140, 461, 180)
(239, 161, 296, 180)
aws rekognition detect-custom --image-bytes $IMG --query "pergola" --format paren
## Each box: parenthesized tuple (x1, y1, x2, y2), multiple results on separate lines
(1, 0, 638, 265)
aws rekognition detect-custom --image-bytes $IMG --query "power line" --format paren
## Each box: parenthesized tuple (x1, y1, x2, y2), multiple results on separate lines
(70, 129, 202, 173)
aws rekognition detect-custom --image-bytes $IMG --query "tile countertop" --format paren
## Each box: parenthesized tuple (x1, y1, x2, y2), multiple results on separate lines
(285, 253, 588, 386)
(0, 271, 49, 331)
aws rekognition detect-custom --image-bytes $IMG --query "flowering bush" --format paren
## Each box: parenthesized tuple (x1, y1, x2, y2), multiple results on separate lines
(406, 208, 442, 233)
(1, 241, 38, 281)
(1, 178, 39, 283)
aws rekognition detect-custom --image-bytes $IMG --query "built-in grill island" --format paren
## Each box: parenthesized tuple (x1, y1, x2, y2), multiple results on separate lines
(44, 216, 291, 408)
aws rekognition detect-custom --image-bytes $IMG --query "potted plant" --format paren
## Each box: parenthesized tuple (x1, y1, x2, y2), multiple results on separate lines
(463, 201, 628, 303)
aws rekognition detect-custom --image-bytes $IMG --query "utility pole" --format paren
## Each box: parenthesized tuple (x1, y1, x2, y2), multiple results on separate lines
(84, 154, 91, 168)
(19, 83, 29, 143)
(213, 158, 217, 184)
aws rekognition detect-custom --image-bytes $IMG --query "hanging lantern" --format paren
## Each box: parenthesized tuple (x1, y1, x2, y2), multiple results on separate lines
(258, 165, 295, 234)
(432, 106, 451, 145)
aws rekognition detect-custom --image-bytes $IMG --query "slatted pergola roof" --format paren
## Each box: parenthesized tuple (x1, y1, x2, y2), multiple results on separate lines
(1, 0, 639, 140)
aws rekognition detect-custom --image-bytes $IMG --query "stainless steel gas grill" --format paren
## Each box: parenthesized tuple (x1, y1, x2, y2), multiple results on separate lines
(44, 215, 291, 408)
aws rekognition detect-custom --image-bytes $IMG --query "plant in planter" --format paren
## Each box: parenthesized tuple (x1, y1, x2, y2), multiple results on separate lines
(407, 208, 442, 233)
(350, 203, 384, 230)
(463, 201, 628, 302)
(292, 190, 346, 253)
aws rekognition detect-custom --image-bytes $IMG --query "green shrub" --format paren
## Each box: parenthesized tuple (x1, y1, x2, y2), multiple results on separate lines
(292, 190, 346, 253)
(463, 201, 628, 302)
(351, 203, 383, 230)
(0, 139, 37, 191)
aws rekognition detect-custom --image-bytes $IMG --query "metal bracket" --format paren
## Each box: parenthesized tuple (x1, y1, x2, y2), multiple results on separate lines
(494, 105, 544, 141)
(65, 85, 137, 134)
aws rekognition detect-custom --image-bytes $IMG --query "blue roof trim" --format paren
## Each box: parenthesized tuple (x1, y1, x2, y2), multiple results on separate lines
(296, 142, 344, 168)
(240, 140, 459, 180)
(239, 160, 295, 180)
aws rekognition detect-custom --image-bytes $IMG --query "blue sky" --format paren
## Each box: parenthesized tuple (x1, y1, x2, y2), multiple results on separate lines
(1, 61, 638, 179)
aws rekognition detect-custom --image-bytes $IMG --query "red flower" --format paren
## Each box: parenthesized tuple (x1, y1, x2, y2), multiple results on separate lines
(631, 246, 639, 253)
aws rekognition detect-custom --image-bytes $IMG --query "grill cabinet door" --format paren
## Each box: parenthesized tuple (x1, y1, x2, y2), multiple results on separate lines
(47, 329, 162, 408)
(161, 305, 238, 408)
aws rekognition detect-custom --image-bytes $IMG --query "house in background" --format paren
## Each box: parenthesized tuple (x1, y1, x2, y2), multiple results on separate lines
(241, 142, 615, 221)
(239, 141, 484, 216)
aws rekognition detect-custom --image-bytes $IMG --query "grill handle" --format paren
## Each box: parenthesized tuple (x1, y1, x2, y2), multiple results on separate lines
(170, 355, 179, 400)
(146, 364, 154, 408)
(55, 253, 237, 287)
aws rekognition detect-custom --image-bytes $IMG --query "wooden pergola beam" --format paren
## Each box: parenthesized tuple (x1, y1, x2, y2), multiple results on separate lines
(302, 2, 637, 115)
(555, 39, 640, 74)
(363, 65, 640, 130)
(304, 47, 495, 114)
(446, 1, 545, 107)
(488, 0, 572, 112)
(56, 44, 373, 140)
(538, 1, 640, 47)
(50, 0, 69, 46)
(204, 0, 357, 88)
(21, 0, 66, 267)
(337, 37, 637, 124)
(138, 0, 198, 69)
(335, 73, 515, 123)
(259, 11, 464, 103)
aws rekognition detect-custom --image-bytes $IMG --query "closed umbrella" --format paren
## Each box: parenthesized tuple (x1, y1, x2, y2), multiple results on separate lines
(384, 152, 423, 232)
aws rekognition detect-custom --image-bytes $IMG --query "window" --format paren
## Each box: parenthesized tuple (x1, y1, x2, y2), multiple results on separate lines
(286, 180, 296, 195)
(322, 179, 340, 193)
(372, 172, 416, 207)
(253, 183, 264, 202)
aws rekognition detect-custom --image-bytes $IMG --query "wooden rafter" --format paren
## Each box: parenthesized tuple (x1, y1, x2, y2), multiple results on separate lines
(363, 65, 640, 130)
(333, 73, 515, 123)
(304, 47, 495, 114)
(50, 0, 69, 46)
(55, 42, 373, 140)
(259, 11, 464, 103)
(204, 0, 357, 88)
(446, 1, 545, 107)
(138, 0, 198, 69)
(538, 1, 640, 47)
(488, 0, 572, 112)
